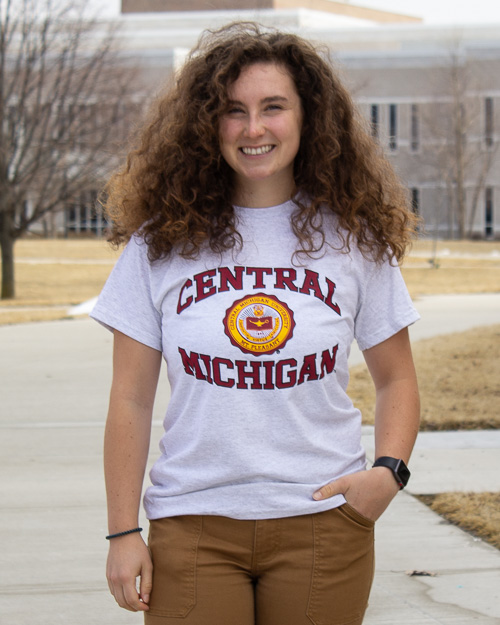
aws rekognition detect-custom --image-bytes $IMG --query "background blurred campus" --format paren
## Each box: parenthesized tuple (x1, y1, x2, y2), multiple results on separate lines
(2, 7, 500, 622)
(3, 0, 500, 243)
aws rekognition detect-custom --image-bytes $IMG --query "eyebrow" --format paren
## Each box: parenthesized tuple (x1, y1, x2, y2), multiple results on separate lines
(227, 96, 290, 106)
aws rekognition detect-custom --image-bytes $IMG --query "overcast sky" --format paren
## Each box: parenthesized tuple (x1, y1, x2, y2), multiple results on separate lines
(97, 0, 500, 25)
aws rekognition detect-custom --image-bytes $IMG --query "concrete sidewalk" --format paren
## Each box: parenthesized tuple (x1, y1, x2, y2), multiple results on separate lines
(0, 293, 499, 624)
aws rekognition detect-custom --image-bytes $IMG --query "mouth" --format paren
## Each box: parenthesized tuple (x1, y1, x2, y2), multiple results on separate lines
(240, 145, 275, 156)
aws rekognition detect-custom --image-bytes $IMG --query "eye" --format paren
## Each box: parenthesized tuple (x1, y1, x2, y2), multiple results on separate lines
(226, 105, 245, 115)
(266, 104, 283, 112)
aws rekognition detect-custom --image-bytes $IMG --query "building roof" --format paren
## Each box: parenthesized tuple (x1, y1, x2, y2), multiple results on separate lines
(120, 0, 422, 23)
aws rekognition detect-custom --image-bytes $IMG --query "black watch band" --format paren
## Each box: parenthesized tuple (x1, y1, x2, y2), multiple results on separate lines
(372, 456, 410, 489)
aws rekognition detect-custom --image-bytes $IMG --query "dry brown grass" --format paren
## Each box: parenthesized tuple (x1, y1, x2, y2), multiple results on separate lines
(403, 239, 500, 297)
(1, 262, 116, 307)
(403, 265, 500, 297)
(14, 238, 121, 260)
(418, 493, 500, 550)
(349, 324, 500, 430)
(411, 238, 500, 256)
(0, 240, 120, 321)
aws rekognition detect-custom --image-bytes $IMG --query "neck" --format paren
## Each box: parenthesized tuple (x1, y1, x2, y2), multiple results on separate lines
(233, 175, 295, 208)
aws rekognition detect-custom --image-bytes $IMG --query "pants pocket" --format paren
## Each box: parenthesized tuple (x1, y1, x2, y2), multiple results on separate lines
(148, 516, 203, 618)
(307, 507, 375, 625)
(338, 502, 376, 528)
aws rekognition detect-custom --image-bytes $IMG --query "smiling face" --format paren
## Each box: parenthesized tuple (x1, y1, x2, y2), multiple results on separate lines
(219, 62, 303, 207)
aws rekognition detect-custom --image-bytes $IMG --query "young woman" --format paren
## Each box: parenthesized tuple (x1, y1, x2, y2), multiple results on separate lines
(92, 22, 420, 625)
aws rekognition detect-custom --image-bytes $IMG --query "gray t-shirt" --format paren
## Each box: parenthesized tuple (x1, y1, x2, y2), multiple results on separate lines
(91, 200, 419, 520)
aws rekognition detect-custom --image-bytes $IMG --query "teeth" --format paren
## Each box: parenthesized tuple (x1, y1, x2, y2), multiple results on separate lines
(241, 145, 273, 156)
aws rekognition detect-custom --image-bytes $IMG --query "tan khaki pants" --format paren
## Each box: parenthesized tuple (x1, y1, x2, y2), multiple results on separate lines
(145, 505, 374, 625)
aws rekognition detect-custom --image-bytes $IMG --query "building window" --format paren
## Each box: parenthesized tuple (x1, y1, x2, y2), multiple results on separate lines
(485, 97, 494, 148)
(67, 203, 77, 229)
(65, 189, 106, 235)
(389, 104, 397, 151)
(89, 190, 101, 235)
(79, 196, 87, 228)
(411, 188, 420, 216)
(370, 104, 379, 139)
(410, 104, 419, 152)
(485, 187, 494, 237)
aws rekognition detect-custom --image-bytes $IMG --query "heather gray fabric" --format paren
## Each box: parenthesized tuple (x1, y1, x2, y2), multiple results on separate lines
(91, 200, 419, 520)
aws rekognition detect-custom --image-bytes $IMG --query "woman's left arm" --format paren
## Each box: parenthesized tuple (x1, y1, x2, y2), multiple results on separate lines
(313, 327, 420, 520)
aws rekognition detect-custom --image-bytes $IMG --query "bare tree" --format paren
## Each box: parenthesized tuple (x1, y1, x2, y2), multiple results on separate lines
(0, 0, 132, 299)
(422, 44, 498, 239)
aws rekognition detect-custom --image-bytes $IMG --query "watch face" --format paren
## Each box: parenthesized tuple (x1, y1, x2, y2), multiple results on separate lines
(373, 457, 411, 488)
(396, 459, 411, 486)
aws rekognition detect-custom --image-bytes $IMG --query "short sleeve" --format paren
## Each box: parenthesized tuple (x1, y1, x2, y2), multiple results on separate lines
(354, 259, 419, 352)
(90, 236, 163, 351)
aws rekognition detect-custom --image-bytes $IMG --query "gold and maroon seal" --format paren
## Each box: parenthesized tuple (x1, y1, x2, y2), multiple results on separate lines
(223, 293, 295, 356)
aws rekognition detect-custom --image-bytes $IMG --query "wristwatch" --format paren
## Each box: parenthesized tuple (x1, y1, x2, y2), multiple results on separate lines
(372, 456, 410, 489)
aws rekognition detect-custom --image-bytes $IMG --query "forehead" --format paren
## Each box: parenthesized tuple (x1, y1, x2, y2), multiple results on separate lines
(227, 62, 298, 98)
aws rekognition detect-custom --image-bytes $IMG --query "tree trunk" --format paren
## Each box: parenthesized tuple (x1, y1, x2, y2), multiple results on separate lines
(0, 211, 16, 299)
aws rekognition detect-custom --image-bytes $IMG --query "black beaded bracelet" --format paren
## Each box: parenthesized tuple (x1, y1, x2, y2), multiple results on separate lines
(106, 527, 143, 540)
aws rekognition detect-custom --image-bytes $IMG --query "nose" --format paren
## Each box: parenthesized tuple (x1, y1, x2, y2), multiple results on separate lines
(244, 113, 265, 138)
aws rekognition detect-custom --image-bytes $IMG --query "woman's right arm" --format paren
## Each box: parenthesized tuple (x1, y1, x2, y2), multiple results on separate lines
(104, 330, 162, 612)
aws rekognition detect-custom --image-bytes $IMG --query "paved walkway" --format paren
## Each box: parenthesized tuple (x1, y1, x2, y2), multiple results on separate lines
(0, 293, 499, 624)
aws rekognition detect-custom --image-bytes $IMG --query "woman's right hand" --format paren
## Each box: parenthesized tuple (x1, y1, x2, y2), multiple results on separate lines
(106, 533, 153, 612)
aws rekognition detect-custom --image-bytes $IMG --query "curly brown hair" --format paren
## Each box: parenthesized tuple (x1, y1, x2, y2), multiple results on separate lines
(104, 21, 419, 263)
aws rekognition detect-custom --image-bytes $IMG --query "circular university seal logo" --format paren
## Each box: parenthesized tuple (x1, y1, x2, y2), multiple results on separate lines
(223, 293, 295, 356)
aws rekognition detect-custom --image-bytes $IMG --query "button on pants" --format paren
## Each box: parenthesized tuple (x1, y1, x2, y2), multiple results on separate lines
(145, 505, 374, 625)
